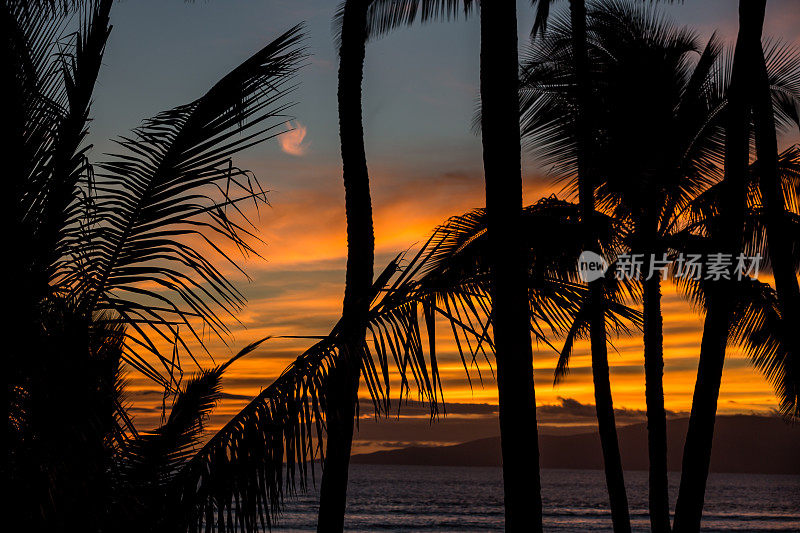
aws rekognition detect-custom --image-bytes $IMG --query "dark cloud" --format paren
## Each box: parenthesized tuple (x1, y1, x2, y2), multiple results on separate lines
(358, 399, 498, 418)
(350, 396, 692, 452)
(220, 392, 255, 401)
(537, 397, 682, 425)
(126, 406, 160, 414)
(128, 389, 163, 398)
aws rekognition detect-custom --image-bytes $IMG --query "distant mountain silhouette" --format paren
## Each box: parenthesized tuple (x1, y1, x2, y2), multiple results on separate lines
(351, 416, 800, 475)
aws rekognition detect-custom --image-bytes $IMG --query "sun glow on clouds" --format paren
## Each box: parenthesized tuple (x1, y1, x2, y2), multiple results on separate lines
(122, 169, 782, 437)
(278, 120, 309, 156)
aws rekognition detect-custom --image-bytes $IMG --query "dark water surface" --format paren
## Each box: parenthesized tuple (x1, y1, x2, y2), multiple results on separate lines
(277, 466, 800, 531)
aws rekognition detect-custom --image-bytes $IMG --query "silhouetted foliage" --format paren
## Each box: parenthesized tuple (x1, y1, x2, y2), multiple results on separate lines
(6, 0, 306, 529)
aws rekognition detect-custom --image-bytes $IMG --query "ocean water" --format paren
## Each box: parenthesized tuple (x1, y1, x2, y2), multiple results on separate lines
(277, 466, 800, 532)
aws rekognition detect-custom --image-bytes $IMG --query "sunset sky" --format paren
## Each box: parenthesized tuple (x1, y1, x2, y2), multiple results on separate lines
(90, 0, 800, 451)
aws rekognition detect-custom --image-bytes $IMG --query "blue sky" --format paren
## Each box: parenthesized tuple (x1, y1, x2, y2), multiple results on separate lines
(91, 1, 800, 225)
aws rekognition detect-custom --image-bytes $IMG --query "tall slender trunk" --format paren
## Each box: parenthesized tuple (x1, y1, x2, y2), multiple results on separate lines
(589, 311, 632, 533)
(570, 2, 632, 530)
(672, 2, 761, 531)
(643, 269, 669, 533)
(672, 287, 733, 533)
(479, 2, 543, 530)
(317, 1, 374, 530)
(641, 211, 669, 533)
(751, 3, 800, 416)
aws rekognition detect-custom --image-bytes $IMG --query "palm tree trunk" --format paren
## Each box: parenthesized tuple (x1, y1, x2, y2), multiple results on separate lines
(589, 311, 633, 533)
(317, 1, 374, 530)
(643, 269, 669, 533)
(317, 358, 361, 532)
(479, 2, 543, 530)
(570, 1, 632, 530)
(672, 2, 762, 531)
(672, 288, 732, 533)
(751, 4, 800, 413)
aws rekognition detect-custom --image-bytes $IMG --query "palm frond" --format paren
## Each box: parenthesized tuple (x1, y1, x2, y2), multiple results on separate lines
(529, 0, 686, 38)
(39, 0, 112, 281)
(680, 146, 800, 275)
(552, 258, 644, 385)
(5, 0, 72, 226)
(174, 257, 435, 532)
(358, 0, 475, 42)
(777, 145, 800, 215)
(728, 278, 800, 421)
(521, 0, 726, 216)
(116, 339, 270, 532)
(175, 198, 641, 530)
(763, 39, 800, 132)
(59, 25, 307, 385)
(178, 336, 331, 532)
(530, 0, 552, 38)
(391, 197, 641, 388)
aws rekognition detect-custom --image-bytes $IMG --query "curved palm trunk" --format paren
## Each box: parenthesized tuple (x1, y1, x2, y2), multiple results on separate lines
(589, 311, 632, 533)
(479, 2, 543, 530)
(672, 286, 733, 533)
(751, 5, 800, 414)
(570, 2, 632, 531)
(317, 1, 374, 531)
(673, 2, 762, 531)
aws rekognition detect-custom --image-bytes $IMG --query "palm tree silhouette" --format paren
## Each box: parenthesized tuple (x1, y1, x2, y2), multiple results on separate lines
(360, 1, 545, 527)
(523, 4, 800, 531)
(13, 2, 798, 531)
(22, 324, 267, 533)
(478, 2, 546, 529)
(116, 339, 267, 533)
(175, 188, 649, 531)
(6, 1, 307, 528)
(529, 0, 632, 529)
(675, 3, 800, 528)
(748, 5, 800, 422)
(525, 4, 732, 530)
(680, 147, 800, 367)
(317, 1, 376, 530)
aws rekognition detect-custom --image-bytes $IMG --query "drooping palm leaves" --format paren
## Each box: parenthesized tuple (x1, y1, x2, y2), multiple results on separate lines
(64, 26, 306, 386)
(358, 0, 474, 39)
(728, 278, 800, 420)
(100, 339, 268, 533)
(182, 196, 642, 532)
(409, 199, 640, 377)
(523, 4, 800, 531)
(8, 0, 307, 387)
(672, 2, 799, 530)
(176, 259, 421, 533)
(675, 145, 800, 419)
(7, 1, 309, 529)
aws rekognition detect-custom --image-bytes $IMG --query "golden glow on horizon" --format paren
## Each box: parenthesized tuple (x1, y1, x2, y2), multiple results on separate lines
(123, 177, 782, 434)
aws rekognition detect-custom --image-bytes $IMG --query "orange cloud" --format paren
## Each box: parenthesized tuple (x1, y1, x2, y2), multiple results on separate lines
(278, 120, 309, 156)
(121, 164, 783, 438)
